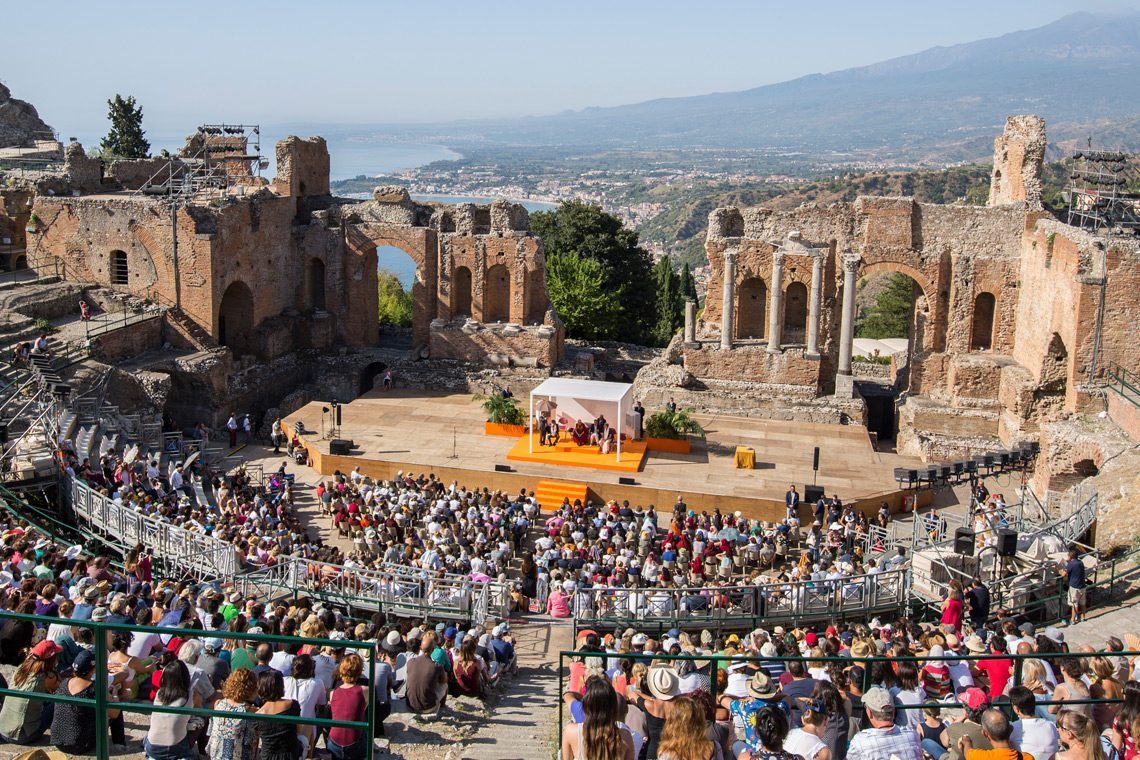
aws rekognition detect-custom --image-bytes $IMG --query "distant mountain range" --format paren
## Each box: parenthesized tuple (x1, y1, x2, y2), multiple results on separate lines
(377, 11, 1140, 165)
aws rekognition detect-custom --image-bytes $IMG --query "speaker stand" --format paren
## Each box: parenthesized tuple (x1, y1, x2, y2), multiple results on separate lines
(446, 426, 459, 460)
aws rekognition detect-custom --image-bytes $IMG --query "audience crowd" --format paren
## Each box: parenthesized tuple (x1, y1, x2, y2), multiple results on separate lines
(561, 611, 1140, 760)
(0, 516, 520, 759)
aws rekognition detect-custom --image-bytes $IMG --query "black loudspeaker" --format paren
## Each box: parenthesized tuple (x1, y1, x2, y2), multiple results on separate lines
(494, 464, 512, 472)
(812, 447, 820, 472)
(997, 528, 1018, 557)
(804, 485, 825, 504)
(618, 477, 636, 485)
(335, 405, 342, 426)
(329, 439, 352, 455)
(954, 527, 975, 556)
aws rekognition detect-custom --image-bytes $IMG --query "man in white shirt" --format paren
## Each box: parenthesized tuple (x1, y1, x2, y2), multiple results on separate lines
(1009, 686, 1058, 760)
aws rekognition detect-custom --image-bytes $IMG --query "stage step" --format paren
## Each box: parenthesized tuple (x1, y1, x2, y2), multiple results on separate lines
(535, 479, 590, 510)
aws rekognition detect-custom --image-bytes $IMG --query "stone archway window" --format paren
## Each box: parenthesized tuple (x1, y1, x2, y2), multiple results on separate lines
(736, 277, 766, 339)
(484, 263, 510, 323)
(110, 250, 129, 285)
(453, 266, 473, 318)
(971, 292, 996, 351)
(784, 281, 808, 338)
(218, 280, 255, 358)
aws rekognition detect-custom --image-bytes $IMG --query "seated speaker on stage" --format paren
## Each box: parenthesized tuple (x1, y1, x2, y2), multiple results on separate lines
(571, 421, 590, 446)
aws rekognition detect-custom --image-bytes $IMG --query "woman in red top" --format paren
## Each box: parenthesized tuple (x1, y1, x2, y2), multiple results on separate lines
(940, 587, 964, 631)
(327, 654, 368, 760)
(972, 636, 1012, 699)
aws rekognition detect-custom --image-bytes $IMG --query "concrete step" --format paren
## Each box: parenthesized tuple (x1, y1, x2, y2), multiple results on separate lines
(534, 479, 590, 510)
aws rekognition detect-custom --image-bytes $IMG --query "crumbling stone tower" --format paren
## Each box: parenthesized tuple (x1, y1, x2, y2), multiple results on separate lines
(988, 115, 1046, 209)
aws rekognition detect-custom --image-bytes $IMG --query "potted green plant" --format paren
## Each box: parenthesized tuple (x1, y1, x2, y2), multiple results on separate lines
(475, 392, 527, 436)
(645, 407, 705, 453)
(25, 214, 42, 234)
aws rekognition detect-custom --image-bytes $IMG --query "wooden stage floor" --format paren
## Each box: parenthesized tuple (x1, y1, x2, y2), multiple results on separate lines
(284, 390, 927, 520)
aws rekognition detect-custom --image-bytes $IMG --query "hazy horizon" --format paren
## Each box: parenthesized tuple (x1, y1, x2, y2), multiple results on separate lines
(3, 0, 1133, 147)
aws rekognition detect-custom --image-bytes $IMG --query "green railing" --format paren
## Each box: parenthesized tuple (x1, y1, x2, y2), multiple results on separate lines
(0, 609, 378, 760)
(1108, 363, 1140, 408)
(557, 648, 1136, 752)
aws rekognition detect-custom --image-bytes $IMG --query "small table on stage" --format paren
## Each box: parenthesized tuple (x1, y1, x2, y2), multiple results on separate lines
(734, 446, 756, 469)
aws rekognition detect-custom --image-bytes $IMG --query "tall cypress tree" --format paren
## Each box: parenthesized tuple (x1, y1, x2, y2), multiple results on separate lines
(652, 256, 683, 346)
(100, 95, 150, 159)
(680, 262, 698, 302)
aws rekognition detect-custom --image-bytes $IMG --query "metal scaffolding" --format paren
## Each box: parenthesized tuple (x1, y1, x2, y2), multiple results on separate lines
(1065, 150, 1140, 233)
(133, 123, 266, 201)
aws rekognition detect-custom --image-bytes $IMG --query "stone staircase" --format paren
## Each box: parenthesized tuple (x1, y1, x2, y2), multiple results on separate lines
(163, 306, 218, 352)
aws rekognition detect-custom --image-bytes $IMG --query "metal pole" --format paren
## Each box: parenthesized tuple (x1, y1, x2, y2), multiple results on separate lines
(94, 619, 108, 760)
(366, 641, 376, 760)
(170, 204, 182, 309)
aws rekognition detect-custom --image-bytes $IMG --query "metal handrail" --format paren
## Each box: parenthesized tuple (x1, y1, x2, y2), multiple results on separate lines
(569, 567, 911, 634)
(67, 475, 511, 623)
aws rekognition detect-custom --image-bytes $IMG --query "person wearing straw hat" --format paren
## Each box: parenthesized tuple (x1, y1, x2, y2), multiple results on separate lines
(629, 665, 680, 759)
(721, 670, 789, 758)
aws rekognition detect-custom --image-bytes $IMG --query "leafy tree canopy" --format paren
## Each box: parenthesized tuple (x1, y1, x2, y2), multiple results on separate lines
(531, 201, 656, 344)
(856, 273, 914, 339)
(99, 94, 150, 160)
(545, 251, 624, 340)
(377, 269, 412, 327)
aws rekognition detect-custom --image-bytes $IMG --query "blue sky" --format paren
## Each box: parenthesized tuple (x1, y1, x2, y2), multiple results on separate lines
(0, 0, 1129, 146)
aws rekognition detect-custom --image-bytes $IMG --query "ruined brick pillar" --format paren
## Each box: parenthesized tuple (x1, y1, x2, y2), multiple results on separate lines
(767, 251, 785, 353)
(838, 252, 861, 375)
(684, 299, 697, 344)
(720, 249, 737, 350)
(807, 253, 824, 357)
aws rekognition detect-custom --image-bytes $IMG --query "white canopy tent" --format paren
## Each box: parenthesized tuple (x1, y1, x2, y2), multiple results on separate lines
(528, 378, 635, 461)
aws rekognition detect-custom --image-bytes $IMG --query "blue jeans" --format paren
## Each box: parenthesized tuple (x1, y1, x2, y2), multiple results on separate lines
(922, 738, 948, 759)
(143, 736, 197, 760)
(327, 735, 367, 760)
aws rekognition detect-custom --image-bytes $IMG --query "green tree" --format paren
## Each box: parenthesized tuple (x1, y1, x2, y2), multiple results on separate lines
(680, 262, 698, 303)
(545, 252, 624, 340)
(99, 95, 150, 159)
(856, 273, 914, 339)
(531, 201, 655, 343)
(652, 256, 683, 345)
(377, 269, 412, 326)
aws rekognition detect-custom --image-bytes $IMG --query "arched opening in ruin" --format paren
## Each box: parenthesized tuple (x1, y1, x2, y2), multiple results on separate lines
(783, 281, 808, 342)
(1073, 458, 1099, 478)
(1033, 332, 1069, 419)
(484, 263, 511, 323)
(309, 258, 326, 311)
(736, 277, 766, 339)
(218, 280, 255, 358)
(853, 270, 926, 446)
(452, 266, 473, 319)
(375, 245, 416, 334)
(970, 292, 996, 351)
(358, 361, 387, 397)
(110, 250, 129, 286)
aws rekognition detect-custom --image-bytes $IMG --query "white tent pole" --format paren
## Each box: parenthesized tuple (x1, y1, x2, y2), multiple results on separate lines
(617, 395, 623, 462)
(529, 391, 534, 454)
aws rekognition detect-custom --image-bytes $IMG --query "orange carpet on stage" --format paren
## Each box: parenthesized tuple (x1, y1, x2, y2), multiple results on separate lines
(506, 434, 647, 472)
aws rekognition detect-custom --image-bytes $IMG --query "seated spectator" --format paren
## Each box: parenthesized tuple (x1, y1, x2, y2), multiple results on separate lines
(1009, 686, 1058, 760)
(958, 708, 1031, 760)
(207, 668, 259, 760)
(327, 654, 368, 760)
(847, 686, 922, 760)
(406, 632, 447, 716)
(0, 639, 62, 745)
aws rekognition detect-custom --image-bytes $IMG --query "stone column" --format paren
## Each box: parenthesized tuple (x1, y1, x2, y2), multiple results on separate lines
(720, 249, 737, 350)
(684, 299, 697, 344)
(766, 251, 785, 353)
(806, 253, 824, 357)
(838, 252, 861, 375)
